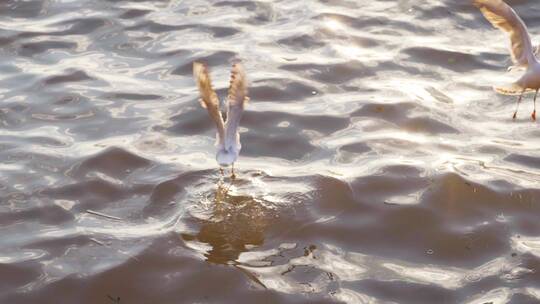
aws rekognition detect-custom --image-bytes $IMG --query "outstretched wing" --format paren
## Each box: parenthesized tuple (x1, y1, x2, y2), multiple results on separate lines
(224, 63, 249, 151)
(193, 62, 225, 146)
(474, 0, 535, 67)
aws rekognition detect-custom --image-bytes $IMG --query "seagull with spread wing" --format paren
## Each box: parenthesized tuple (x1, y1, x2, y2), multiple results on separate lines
(474, 0, 540, 120)
(193, 62, 249, 178)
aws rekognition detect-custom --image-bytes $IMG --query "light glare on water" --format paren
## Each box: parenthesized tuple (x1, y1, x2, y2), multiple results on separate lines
(1, 0, 540, 303)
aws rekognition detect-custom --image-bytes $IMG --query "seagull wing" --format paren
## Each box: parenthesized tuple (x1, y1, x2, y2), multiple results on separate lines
(193, 62, 225, 146)
(474, 0, 535, 67)
(224, 63, 249, 151)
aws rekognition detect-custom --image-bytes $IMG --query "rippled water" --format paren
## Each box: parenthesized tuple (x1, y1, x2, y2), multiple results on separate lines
(1, 0, 540, 303)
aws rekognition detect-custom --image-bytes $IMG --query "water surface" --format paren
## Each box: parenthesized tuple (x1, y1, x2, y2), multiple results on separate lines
(1, 0, 540, 303)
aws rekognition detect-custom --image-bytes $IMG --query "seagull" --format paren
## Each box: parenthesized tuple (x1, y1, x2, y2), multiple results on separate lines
(193, 62, 249, 178)
(474, 0, 540, 120)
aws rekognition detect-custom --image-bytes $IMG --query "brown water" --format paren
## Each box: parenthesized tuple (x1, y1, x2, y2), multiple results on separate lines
(1, 0, 540, 303)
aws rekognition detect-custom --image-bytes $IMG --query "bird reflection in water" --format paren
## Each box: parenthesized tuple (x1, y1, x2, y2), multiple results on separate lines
(183, 178, 275, 265)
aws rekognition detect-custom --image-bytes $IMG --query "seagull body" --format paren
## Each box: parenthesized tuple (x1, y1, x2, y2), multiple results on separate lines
(193, 62, 249, 175)
(474, 0, 540, 120)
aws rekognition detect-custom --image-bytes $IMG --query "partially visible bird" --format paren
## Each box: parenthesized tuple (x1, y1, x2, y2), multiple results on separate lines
(474, 0, 540, 120)
(193, 62, 249, 178)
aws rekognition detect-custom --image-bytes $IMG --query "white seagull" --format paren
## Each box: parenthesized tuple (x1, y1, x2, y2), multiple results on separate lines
(474, 0, 540, 120)
(193, 62, 249, 178)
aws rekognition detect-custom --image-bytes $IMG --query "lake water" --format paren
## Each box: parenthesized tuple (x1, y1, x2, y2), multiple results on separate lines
(1, 0, 540, 303)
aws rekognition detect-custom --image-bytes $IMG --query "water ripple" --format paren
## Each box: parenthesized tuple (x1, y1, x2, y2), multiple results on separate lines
(2, 0, 540, 303)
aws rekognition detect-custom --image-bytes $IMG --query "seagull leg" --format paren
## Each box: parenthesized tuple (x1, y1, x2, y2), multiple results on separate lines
(532, 89, 538, 121)
(220, 167, 224, 178)
(231, 163, 236, 180)
(513, 88, 526, 120)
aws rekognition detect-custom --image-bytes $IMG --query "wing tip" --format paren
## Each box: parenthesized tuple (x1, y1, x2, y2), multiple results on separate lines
(472, 0, 490, 9)
(228, 62, 249, 106)
(193, 61, 218, 109)
(193, 61, 207, 78)
(473, 0, 504, 7)
(493, 83, 524, 95)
